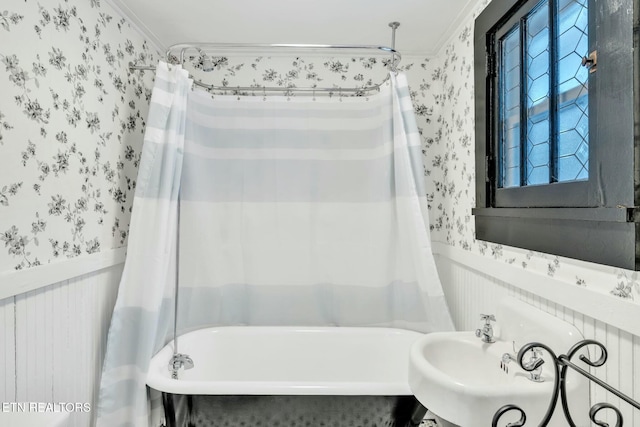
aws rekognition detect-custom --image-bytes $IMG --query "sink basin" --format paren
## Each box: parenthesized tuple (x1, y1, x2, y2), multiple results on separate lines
(410, 331, 558, 426)
(409, 297, 589, 426)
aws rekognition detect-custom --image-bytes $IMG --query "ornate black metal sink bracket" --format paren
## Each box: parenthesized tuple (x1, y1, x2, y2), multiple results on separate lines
(491, 339, 640, 427)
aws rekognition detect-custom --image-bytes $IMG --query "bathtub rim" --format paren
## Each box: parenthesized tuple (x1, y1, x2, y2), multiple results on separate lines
(146, 325, 424, 396)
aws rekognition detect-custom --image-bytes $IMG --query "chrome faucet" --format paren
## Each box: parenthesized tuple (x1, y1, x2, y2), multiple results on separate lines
(475, 314, 496, 343)
(169, 353, 194, 379)
(501, 342, 545, 382)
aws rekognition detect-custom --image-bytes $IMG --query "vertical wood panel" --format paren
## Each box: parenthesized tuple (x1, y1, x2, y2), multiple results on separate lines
(44, 282, 54, 403)
(593, 320, 609, 424)
(618, 330, 634, 423)
(14, 291, 28, 402)
(0, 296, 16, 402)
(605, 325, 621, 425)
(75, 276, 84, 427)
(51, 280, 65, 407)
(32, 286, 47, 402)
(3, 264, 123, 427)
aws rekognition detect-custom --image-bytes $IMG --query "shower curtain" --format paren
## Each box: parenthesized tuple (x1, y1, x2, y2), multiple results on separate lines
(97, 61, 453, 426)
(96, 62, 190, 427)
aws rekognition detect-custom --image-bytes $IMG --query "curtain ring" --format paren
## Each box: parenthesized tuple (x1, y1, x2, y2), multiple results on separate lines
(263, 86, 266, 101)
(312, 89, 316, 102)
(339, 87, 343, 102)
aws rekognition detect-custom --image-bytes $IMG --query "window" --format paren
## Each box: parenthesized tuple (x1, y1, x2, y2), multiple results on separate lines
(499, 0, 588, 189)
(473, 0, 640, 270)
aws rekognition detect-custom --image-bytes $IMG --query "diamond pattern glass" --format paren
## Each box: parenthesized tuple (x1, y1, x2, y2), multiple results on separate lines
(525, 1, 550, 185)
(556, 0, 589, 182)
(497, 0, 588, 189)
(499, 27, 521, 188)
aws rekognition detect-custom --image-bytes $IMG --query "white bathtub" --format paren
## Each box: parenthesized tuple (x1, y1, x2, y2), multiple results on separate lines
(147, 326, 424, 396)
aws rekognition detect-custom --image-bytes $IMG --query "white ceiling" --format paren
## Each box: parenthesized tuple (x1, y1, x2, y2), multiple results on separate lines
(107, 0, 477, 57)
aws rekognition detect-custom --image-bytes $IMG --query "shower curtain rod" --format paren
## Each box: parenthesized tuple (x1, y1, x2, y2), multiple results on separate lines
(129, 23, 402, 95)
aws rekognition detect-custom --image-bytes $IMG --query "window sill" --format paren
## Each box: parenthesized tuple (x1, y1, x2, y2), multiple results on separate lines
(473, 207, 638, 270)
(472, 206, 634, 222)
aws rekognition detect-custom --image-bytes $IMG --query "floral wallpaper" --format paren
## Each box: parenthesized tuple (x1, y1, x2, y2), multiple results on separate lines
(0, 0, 435, 277)
(184, 53, 415, 98)
(0, 0, 157, 273)
(2, 0, 637, 304)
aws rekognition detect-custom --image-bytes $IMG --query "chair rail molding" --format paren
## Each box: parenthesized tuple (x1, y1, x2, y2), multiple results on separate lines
(431, 242, 640, 337)
(0, 247, 127, 300)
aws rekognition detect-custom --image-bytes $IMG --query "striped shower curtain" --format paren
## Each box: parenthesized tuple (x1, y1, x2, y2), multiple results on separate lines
(178, 72, 453, 331)
(97, 62, 190, 427)
(97, 61, 453, 426)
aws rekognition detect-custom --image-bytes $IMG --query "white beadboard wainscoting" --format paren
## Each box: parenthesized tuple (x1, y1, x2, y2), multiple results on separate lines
(0, 255, 125, 427)
(433, 244, 640, 426)
(2, 242, 639, 426)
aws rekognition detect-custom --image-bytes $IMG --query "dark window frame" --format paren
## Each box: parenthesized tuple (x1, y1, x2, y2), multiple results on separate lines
(473, 0, 640, 270)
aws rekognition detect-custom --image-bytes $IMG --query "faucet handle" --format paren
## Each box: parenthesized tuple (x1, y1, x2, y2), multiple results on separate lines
(522, 347, 545, 382)
(169, 353, 195, 372)
(476, 314, 496, 343)
(480, 314, 496, 324)
(523, 347, 545, 370)
(502, 352, 516, 364)
(182, 354, 195, 370)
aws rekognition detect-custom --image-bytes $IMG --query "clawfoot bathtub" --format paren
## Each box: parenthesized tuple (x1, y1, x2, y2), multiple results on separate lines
(147, 326, 427, 427)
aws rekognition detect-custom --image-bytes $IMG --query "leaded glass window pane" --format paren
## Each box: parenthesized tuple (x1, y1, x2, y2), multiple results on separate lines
(556, 0, 589, 182)
(525, 1, 550, 185)
(499, 27, 521, 188)
(497, 0, 588, 189)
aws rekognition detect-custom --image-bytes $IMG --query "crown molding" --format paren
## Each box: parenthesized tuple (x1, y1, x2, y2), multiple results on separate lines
(103, 0, 166, 55)
(434, 0, 487, 58)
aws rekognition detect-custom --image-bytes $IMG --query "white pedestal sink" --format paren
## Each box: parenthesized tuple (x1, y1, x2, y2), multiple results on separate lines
(409, 297, 589, 426)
